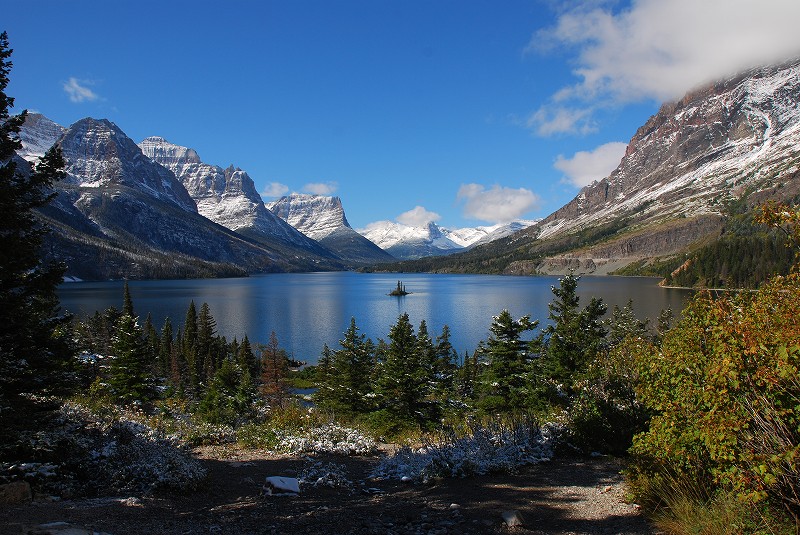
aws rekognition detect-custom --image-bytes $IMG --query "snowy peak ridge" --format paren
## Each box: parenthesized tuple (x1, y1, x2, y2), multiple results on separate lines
(18, 113, 65, 163)
(356, 218, 536, 260)
(266, 193, 350, 240)
(58, 117, 197, 212)
(139, 136, 310, 245)
(139, 136, 201, 166)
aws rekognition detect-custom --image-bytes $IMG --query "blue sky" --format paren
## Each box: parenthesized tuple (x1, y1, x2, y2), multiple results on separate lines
(7, 0, 800, 230)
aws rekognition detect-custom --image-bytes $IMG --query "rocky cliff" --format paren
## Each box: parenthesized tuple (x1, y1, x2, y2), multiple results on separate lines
(266, 193, 394, 265)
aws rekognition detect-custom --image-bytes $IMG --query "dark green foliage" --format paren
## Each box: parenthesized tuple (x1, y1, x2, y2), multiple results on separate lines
(198, 358, 254, 424)
(108, 312, 153, 404)
(374, 313, 428, 428)
(476, 310, 537, 414)
(538, 272, 607, 392)
(314, 318, 376, 416)
(0, 32, 74, 402)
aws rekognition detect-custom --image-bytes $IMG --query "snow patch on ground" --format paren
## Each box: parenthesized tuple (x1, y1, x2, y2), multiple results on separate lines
(371, 422, 559, 483)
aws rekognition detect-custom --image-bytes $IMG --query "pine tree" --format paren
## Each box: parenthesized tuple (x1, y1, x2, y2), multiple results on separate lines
(316, 318, 376, 416)
(259, 331, 289, 405)
(108, 312, 152, 405)
(182, 301, 199, 395)
(477, 309, 537, 414)
(374, 313, 428, 428)
(539, 272, 607, 395)
(236, 334, 259, 380)
(158, 317, 173, 378)
(0, 32, 73, 402)
(197, 302, 218, 381)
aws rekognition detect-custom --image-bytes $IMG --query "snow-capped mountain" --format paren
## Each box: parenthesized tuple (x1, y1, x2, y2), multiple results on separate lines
(415, 58, 800, 275)
(358, 219, 536, 260)
(448, 221, 538, 248)
(534, 58, 800, 244)
(18, 115, 343, 279)
(266, 193, 395, 264)
(139, 137, 329, 255)
(59, 119, 196, 212)
(17, 113, 64, 163)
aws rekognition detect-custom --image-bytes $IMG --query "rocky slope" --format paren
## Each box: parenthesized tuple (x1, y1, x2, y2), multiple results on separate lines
(19, 116, 341, 279)
(396, 58, 800, 275)
(138, 137, 331, 261)
(267, 193, 395, 265)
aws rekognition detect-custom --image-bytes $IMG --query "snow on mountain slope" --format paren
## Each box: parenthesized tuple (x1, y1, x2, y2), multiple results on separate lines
(59, 119, 196, 212)
(17, 113, 64, 163)
(266, 193, 350, 241)
(139, 136, 319, 249)
(357, 219, 535, 260)
(266, 194, 395, 264)
(535, 58, 800, 242)
(448, 220, 538, 247)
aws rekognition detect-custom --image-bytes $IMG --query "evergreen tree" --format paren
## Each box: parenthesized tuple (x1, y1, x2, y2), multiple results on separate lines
(199, 357, 254, 424)
(259, 331, 289, 405)
(0, 31, 73, 402)
(158, 317, 173, 378)
(108, 311, 152, 404)
(236, 334, 259, 380)
(313, 343, 335, 408)
(477, 309, 538, 414)
(374, 313, 428, 428)
(122, 282, 134, 317)
(606, 300, 649, 347)
(539, 272, 607, 396)
(143, 313, 159, 373)
(197, 302, 218, 381)
(181, 300, 199, 395)
(316, 317, 376, 416)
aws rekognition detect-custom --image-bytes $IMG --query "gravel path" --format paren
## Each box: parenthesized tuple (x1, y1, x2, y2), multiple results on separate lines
(1, 449, 655, 535)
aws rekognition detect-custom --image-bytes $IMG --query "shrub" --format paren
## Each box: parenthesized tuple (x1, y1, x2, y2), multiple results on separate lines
(629, 271, 800, 524)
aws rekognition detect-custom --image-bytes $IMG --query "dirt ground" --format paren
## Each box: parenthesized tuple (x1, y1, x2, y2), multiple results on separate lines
(1, 447, 656, 535)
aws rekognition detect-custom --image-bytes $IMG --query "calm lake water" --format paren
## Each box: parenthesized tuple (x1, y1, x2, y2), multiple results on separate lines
(58, 272, 691, 364)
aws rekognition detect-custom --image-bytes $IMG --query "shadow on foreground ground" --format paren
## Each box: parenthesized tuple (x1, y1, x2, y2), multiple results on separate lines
(1, 453, 655, 534)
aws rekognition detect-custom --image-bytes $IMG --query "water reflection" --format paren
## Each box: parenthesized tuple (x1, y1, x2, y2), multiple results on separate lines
(58, 273, 691, 364)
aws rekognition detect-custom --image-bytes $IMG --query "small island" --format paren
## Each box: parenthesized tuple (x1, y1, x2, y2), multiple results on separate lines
(389, 280, 410, 296)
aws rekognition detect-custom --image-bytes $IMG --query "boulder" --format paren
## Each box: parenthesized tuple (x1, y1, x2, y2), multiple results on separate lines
(0, 480, 32, 504)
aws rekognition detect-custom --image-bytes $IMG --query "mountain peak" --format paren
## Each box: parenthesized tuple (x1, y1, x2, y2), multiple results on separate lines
(266, 193, 350, 240)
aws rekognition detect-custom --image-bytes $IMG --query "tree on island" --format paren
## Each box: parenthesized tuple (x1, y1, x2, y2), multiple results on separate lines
(389, 280, 409, 296)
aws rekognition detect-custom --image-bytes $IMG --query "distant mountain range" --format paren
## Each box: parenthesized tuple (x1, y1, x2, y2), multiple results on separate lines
(18, 115, 524, 279)
(19, 57, 800, 281)
(389, 58, 800, 277)
(357, 220, 536, 260)
(266, 194, 394, 265)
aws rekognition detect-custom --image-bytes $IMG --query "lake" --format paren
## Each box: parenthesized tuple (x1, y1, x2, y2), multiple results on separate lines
(58, 272, 691, 364)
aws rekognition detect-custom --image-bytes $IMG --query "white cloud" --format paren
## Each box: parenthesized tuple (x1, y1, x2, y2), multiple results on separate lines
(63, 77, 100, 103)
(530, 0, 800, 134)
(554, 141, 627, 187)
(456, 183, 540, 224)
(303, 181, 338, 195)
(528, 105, 596, 136)
(396, 206, 441, 227)
(261, 182, 289, 198)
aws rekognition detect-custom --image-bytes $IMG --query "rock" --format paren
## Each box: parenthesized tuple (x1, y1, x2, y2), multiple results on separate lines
(263, 476, 300, 495)
(502, 510, 524, 527)
(0, 480, 32, 504)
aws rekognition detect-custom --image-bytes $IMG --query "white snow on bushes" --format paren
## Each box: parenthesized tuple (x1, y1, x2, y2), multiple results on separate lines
(371, 422, 559, 483)
(273, 424, 377, 455)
